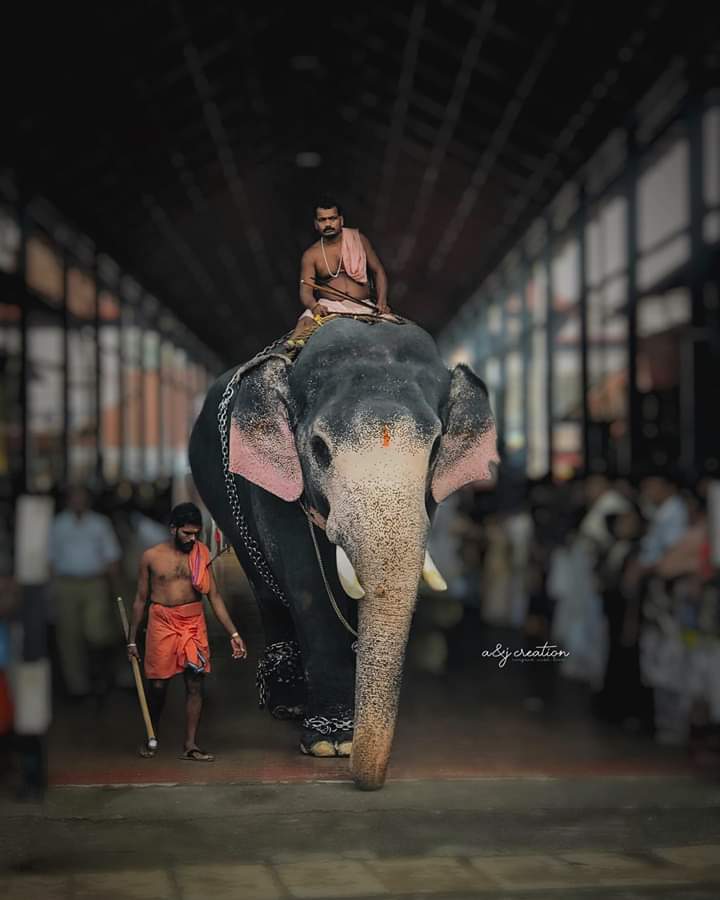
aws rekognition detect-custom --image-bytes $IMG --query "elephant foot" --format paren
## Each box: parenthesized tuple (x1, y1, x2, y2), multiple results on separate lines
(300, 739, 336, 757)
(257, 641, 307, 716)
(300, 738, 353, 758)
(300, 707, 354, 757)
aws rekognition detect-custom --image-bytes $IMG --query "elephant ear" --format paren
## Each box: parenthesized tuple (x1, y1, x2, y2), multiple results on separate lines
(431, 364, 499, 503)
(228, 358, 304, 502)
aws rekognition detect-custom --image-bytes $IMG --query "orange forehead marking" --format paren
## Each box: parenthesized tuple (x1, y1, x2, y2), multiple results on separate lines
(382, 424, 391, 447)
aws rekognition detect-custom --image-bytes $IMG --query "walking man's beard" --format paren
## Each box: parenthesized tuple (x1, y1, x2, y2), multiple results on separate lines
(175, 537, 194, 554)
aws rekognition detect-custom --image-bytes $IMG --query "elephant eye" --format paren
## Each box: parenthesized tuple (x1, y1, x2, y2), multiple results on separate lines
(311, 435, 331, 469)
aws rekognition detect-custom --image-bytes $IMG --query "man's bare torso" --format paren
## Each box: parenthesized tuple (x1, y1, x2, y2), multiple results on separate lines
(309, 239, 368, 303)
(146, 543, 200, 607)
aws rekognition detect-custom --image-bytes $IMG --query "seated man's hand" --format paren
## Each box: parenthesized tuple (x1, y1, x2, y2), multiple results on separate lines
(312, 303, 330, 318)
(377, 301, 392, 315)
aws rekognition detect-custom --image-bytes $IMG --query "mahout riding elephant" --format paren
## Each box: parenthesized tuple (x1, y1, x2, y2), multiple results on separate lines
(189, 317, 497, 789)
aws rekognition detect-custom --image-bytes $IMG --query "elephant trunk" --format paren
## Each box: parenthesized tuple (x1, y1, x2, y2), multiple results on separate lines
(346, 506, 426, 791)
(351, 578, 421, 789)
(324, 433, 432, 790)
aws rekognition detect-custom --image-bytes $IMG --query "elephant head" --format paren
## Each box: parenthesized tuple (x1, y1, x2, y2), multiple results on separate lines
(228, 321, 498, 789)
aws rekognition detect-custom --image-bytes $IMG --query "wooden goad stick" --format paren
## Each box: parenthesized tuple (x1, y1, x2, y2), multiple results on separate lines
(300, 278, 405, 323)
(116, 596, 157, 751)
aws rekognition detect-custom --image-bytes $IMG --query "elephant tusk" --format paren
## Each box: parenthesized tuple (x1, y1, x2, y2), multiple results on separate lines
(422, 551, 448, 591)
(336, 546, 366, 599)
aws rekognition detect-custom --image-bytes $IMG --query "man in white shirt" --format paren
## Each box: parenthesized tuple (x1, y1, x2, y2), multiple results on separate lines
(637, 474, 689, 568)
(622, 472, 689, 599)
(49, 487, 122, 697)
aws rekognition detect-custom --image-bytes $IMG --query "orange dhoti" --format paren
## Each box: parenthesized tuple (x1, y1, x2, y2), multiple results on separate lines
(144, 601, 211, 679)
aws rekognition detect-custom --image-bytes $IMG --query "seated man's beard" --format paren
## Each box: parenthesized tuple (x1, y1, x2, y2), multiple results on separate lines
(175, 536, 194, 554)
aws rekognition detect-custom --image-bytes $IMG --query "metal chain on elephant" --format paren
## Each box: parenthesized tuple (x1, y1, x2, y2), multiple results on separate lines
(303, 714, 354, 737)
(217, 336, 294, 608)
(256, 639, 304, 711)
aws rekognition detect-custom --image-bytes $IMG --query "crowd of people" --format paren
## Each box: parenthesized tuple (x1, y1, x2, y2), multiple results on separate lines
(440, 464, 720, 767)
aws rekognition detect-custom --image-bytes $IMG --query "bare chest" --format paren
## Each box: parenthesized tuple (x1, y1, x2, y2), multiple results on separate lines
(315, 244, 343, 279)
(150, 557, 191, 586)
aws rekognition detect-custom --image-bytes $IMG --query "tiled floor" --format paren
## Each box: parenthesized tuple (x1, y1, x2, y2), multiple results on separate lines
(3, 847, 719, 899)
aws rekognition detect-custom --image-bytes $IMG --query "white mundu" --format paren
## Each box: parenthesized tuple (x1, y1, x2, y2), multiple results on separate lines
(14, 494, 54, 586)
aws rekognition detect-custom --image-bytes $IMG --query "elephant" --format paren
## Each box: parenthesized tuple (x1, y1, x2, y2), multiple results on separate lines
(189, 316, 498, 790)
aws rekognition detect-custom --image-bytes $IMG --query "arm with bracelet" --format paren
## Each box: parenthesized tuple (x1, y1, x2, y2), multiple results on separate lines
(207, 568, 247, 659)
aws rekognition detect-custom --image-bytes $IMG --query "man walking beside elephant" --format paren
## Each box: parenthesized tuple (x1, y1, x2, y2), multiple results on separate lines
(127, 503, 247, 761)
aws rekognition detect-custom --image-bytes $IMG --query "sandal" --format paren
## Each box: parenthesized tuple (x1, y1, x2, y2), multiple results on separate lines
(180, 747, 215, 762)
(138, 743, 157, 759)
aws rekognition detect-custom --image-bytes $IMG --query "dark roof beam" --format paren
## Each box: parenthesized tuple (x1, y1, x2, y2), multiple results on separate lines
(374, 0, 428, 234)
(444, 0, 535, 49)
(428, 2, 573, 274)
(138, 81, 227, 127)
(393, 1, 498, 273)
(139, 194, 222, 324)
(231, 8, 272, 120)
(127, 127, 288, 339)
(160, 149, 269, 314)
(401, 114, 492, 171)
(171, 0, 292, 313)
(448, 15, 657, 288)
(137, 36, 233, 103)
(405, 90, 447, 126)
(413, 23, 506, 84)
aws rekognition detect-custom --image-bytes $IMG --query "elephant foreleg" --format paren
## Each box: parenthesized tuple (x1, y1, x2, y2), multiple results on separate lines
(252, 492, 357, 757)
(257, 637, 306, 719)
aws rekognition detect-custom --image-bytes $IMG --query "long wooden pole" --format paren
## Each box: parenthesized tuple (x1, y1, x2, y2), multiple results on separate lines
(301, 279, 405, 323)
(301, 278, 380, 311)
(116, 596, 157, 750)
